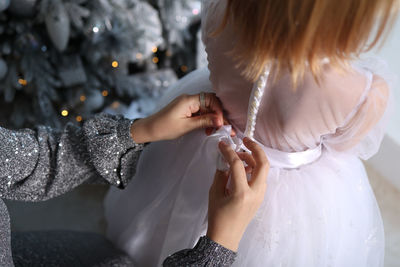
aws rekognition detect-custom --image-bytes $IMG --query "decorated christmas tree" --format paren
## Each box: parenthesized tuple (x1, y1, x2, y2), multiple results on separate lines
(0, 0, 203, 129)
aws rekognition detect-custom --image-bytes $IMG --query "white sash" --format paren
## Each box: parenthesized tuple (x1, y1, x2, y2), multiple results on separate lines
(214, 126, 322, 170)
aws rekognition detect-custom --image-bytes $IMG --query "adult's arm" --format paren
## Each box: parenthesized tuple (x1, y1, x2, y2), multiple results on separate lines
(163, 138, 269, 267)
(0, 113, 143, 201)
(0, 92, 224, 202)
(163, 236, 236, 267)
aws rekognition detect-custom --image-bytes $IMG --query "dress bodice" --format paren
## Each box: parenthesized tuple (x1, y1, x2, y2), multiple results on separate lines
(201, 0, 391, 156)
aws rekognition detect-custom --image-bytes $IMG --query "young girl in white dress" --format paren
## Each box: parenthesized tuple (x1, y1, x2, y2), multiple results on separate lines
(104, 0, 398, 266)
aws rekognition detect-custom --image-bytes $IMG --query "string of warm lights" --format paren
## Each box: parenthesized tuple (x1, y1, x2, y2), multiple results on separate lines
(61, 110, 69, 117)
(18, 79, 27, 86)
(136, 53, 143, 60)
(180, 65, 188, 72)
(61, 88, 111, 122)
(57, 42, 190, 121)
(112, 61, 119, 68)
(0, 0, 203, 131)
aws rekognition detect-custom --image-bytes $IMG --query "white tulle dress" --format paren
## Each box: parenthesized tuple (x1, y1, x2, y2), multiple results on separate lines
(104, 1, 395, 266)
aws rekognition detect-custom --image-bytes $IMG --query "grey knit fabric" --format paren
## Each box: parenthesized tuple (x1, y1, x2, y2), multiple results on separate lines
(163, 236, 237, 267)
(11, 231, 134, 267)
(0, 200, 13, 267)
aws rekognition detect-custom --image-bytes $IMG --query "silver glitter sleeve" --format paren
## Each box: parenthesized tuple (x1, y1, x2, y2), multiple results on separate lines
(0, 113, 144, 202)
(163, 236, 237, 266)
(0, 200, 13, 267)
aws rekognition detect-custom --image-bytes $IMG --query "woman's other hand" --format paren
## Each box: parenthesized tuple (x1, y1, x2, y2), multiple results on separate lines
(207, 137, 269, 251)
(130, 93, 225, 143)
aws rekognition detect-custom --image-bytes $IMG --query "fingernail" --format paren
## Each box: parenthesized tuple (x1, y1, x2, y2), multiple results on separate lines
(243, 137, 250, 143)
(219, 141, 227, 147)
(212, 117, 220, 127)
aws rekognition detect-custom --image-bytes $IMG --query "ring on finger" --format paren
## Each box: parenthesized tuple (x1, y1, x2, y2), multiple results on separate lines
(199, 92, 206, 111)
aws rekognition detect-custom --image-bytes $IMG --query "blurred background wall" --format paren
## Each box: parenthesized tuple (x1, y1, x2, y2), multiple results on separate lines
(366, 17, 400, 267)
(371, 17, 400, 144)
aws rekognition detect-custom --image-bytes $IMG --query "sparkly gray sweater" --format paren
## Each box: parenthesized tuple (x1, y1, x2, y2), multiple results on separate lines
(0, 114, 236, 266)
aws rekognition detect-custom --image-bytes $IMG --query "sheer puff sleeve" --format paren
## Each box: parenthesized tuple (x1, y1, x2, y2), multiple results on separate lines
(323, 58, 396, 160)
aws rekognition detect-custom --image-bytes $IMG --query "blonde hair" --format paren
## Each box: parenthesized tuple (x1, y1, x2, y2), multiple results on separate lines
(215, 0, 399, 85)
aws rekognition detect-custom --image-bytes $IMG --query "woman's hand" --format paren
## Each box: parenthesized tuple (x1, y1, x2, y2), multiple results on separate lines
(207, 137, 269, 252)
(130, 93, 225, 143)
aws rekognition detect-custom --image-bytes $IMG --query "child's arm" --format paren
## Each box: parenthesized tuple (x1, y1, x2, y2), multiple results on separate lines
(325, 74, 390, 158)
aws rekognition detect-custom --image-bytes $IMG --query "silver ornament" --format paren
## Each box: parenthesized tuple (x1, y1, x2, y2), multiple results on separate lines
(0, 0, 10, 12)
(8, 0, 37, 16)
(0, 58, 7, 80)
(45, 0, 70, 52)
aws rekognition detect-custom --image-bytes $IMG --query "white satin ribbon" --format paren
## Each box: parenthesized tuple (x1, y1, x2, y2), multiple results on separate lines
(213, 126, 322, 170)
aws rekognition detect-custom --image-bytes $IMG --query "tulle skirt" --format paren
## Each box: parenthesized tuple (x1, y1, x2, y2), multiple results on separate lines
(104, 69, 384, 267)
